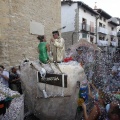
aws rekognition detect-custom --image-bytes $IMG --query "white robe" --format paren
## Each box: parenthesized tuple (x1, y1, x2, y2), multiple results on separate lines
(53, 37, 65, 62)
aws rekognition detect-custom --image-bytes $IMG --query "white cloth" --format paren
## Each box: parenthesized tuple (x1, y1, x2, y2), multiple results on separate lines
(0, 70, 9, 87)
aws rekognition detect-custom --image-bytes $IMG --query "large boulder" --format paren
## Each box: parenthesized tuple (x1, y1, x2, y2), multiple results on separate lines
(20, 61, 86, 120)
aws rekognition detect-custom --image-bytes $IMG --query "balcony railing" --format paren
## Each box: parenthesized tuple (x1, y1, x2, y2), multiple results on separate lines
(80, 23, 90, 31)
(111, 41, 118, 47)
(97, 40, 109, 46)
(98, 27, 108, 34)
(110, 31, 117, 36)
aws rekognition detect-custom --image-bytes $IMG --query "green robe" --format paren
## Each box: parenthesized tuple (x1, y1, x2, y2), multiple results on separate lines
(38, 42, 49, 64)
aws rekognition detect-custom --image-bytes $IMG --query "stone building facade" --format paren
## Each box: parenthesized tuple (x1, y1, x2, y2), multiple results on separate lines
(0, 0, 61, 66)
(61, 1, 98, 49)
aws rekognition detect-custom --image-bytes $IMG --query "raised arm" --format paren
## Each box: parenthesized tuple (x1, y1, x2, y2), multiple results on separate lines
(82, 103, 99, 120)
(88, 84, 94, 99)
(90, 83, 99, 93)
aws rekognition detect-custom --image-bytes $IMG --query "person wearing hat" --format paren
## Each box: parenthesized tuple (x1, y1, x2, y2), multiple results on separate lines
(51, 31, 65, 62)
(74, 47, 86, 66)
(37, 35, 50, 64)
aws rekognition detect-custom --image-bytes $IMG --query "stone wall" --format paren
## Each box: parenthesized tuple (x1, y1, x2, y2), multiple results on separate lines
(62, 31, 79, 49)
(61, 7, 79, 49)
(0, 0, 61, 66)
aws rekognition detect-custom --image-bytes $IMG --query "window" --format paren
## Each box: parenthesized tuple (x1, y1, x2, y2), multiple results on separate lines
(103, 37, 105, 40)
(111, 37, 113, 41)
(111, 27, 114, 31)
(82, 18, 87, 30)
(90, 36, 94, 43)
(99, 36, 102, 40)
(82, 18, 86, 23)
(104, 18, 106, 22)
(103, 25, 105, 28)
(99, 36, 105, 40)
(82, 33, 87, 38)
(99, 22, 102, 27)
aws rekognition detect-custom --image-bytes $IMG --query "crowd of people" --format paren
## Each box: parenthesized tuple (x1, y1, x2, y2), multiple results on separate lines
(74, 46, 120, 120)
(0, 65, 22, 94)
(80, 82, 120, 120)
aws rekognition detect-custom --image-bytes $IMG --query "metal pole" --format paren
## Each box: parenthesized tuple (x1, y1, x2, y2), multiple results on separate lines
(72, 32, 75, 45)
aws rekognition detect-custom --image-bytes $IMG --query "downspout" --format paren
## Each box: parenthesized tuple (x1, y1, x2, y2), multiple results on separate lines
(96, 10, 102, 45)
(96, 16, 99, 44)
(72, 2, 82, 45)
(72, 31, 79, 45)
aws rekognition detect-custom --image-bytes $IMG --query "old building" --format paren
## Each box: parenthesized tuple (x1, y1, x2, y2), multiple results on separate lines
(61, 1, 119, 51)
(0, 0, 61, 66)
(61, 1, 98, 49)
(95, 9, 119, 52)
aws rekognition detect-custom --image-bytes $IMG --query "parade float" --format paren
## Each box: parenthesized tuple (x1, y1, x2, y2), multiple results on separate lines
(20, 39, 101, 120)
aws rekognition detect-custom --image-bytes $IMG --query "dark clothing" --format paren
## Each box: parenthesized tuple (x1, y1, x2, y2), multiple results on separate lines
(9, 73, 19, 83)
(9, 72, 22, 94)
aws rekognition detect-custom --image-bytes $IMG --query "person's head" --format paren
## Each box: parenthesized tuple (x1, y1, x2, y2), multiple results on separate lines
(52, 31, 59, 39)
(37, 35, 46, 42)
(76, 47, 83, 54)
(107, 102, 120, 120)
(111, 66, 117, 76)
(0, 65, 4, 72)
(11, 67, 17, 73)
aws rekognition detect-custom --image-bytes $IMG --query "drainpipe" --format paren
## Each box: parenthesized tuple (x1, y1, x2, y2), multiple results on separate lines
(71, 2, 82, 45)
(95, 9, 102, 45)
(96, 16, 98, 44)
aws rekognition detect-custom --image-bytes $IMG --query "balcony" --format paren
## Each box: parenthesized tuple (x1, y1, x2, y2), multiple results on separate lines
(80, 23, 90, 32)
(97, 40, 109, 46)
(117, 31, 120, 37)
(110, 31, 117, 36)
(111, 41, 118, 47)
(98, 27, 108, 34)
(108, 17, 119, 26)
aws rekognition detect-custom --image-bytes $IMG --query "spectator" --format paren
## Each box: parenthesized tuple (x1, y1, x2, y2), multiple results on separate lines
(82, 89, 107, 120)
(9, 67, 22, 94)
(0, 65, 9, 87)
(74, 47, 86, 66)
(107, 102, 120, 120)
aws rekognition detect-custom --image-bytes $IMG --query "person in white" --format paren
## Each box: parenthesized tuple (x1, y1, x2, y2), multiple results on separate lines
(51, 31, 65, 62)
(0, 65, 9, 87)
